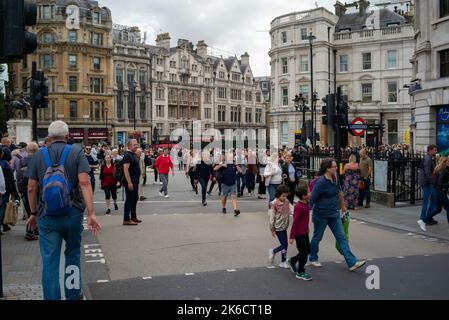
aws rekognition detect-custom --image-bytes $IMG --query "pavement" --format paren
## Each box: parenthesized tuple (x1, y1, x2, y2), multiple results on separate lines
(1, 169, 449, 300)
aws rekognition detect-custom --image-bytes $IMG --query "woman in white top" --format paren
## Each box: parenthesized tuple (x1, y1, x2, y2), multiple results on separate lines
(263, 151, 284, 208)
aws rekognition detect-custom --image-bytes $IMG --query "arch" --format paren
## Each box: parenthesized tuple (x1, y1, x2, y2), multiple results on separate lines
(168, 89, 177, 101)
(180, 90, 188, 102)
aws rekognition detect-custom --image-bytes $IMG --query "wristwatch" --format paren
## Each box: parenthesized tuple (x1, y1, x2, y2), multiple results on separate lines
(30, 212, 37, 216)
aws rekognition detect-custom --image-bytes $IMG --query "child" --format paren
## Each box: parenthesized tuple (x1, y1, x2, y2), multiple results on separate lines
(268, 185, 293, 268)
(287, 187, 312, 281)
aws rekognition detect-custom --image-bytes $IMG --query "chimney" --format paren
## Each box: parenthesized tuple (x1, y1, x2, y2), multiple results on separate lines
(155, 32, 171, 50)
(359, 0, 370, 16)
(241, 52, 250, 66)
(197, 40, 208, 59)
(334, 1, 347, 17)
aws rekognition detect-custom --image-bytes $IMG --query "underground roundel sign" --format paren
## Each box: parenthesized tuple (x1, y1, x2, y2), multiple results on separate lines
(349, 117, 367, 136)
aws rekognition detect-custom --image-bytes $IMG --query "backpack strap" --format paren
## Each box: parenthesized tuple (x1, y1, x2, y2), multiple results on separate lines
(41, 148, 53, 168)
(59, 145, 72, 166)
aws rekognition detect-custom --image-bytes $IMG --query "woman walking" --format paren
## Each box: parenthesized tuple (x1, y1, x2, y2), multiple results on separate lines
(100, 155, 119, 215)
(342, 154, 361, 210)
(263, 151, 283, 208)
(308, 158, 366, 271)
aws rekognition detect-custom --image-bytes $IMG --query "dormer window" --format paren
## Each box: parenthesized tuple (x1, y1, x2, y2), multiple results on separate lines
(92, 12, 101, 24)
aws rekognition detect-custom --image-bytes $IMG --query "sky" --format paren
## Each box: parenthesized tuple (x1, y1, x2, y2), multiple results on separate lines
(103, 0, 335, 77)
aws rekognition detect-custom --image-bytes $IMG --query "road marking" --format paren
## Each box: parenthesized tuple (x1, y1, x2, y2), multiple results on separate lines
(142, 276, 152, 280)
(86, 258, 106, 264)
(424, 254, 431, 257)
(397, 256, 405, 259)
(367, 258, 373, 261)
(413, 235, 422, 239)
(267, 266, 276, 269)
(226, 269, 237, 272)
(407, 233, 415, 236)
(334, 261, 343, 264)
(425, 238, 438, 242)
(185, 273, 195, 276)
(359, 222, 366, 224)
(96, 280, 109, 283)
(84, 244, 101, 249)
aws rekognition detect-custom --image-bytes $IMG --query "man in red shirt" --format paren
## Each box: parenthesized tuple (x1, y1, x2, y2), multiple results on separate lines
(154, 148, 175, 198)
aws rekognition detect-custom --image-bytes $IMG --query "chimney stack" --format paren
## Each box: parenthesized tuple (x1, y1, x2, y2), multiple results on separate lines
(197, 40, 208, 59)
(155, 32, 171, 50)
(334, 1, 347, 17)
(240, 52, 250, 66)
(359, 0, 370, 16)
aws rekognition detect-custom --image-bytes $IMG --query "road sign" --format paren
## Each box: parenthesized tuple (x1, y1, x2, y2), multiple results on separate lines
(349, 117, 367, 136)
(295, 130, 302, 134)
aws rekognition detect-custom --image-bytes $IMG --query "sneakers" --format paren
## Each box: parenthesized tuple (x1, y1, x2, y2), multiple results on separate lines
(309, 261, 322, 268)
(279, 261, 289, 269)
(202, 201, 207, 206)
(364, 204, 371, 208)
(417, 220, 427, 232)
(165, 194, 170, 198)
(349, 260, 366, 272)
(296, 272, 312, 281)
(123, 220, 138, 226)
(222, 208, 227, 214)
(114, 203, 119, 211)
(234, 209, 240, 217)
(159, 182, 163, 185)
(2, 225, 11, 232)
(25, 233, 38, 241)
(159, 192, 164, 197)
(131, 218, 142, 223)
(139, 196, 147, 201)
(426, 219, 438, 226)
(287, 258, 297, 273)
(268, 249, 275, 264)
(106, 209, 111, 215)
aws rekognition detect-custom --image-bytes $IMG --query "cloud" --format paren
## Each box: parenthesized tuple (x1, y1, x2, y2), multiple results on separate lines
(104, 0, 335, 76)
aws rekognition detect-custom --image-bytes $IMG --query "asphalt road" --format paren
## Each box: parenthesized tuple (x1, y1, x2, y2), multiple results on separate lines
(82, 170, 449, 300)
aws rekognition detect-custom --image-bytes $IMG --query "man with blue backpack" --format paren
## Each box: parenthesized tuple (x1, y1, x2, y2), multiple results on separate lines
(26, 121, 101, 300)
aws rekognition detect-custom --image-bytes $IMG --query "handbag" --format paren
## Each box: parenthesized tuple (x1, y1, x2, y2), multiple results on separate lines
(3, 196, 18, 226)
(358, 180, 365, 190)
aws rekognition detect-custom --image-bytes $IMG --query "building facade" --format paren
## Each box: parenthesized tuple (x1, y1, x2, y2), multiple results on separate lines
(269, 1, 415, 148)
(410, 0, 449, 154)
(13, 0, 114, 146)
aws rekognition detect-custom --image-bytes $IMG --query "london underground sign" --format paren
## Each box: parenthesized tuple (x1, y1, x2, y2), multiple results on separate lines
(349, 117, 367, 136)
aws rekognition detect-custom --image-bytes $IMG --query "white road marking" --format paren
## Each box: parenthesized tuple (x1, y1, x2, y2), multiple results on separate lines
(359, 222, 366, 224)
(142, 276, 152, 280)
(424, 254, 431, 257)
(334, 261, 343, 264)
(226, 269, 237, 272)
(185, 273, 195, 276)
(267, 266, 276, 269)
(367, 258, 373, 261)
(86, 258, 106, 264)
(397, 256, 405, 259)
(407, 233, 415, 236)
(425, 238, 438, 242)
(96, 280, 109, 283)
(84, 244, 101, 248)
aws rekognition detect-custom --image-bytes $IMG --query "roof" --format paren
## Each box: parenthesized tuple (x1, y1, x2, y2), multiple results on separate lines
(223, 58, 235, 72)
(335, 8, 406, 32)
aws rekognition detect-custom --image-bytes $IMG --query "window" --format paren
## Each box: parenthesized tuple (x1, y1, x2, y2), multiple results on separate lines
(117, 95, 124, 120)
(191, 76, 198, 84)
(68, 31, 77, 43)
(231, 89, 242, 100)
(281, 121, 289, 145)
(256, 92, 261, 103)
(299, 85, 309, 100)
(300, 55, 308, 72)
(90, 78, 103, 93)
(301, 28, 308, 40)
(246, 76, 252, 84)
(281, 57, 288, 74)
(91, 32, 102, 46)
(245, 108, 252, 123)
(362, 83, 372, 103)
(256, 108, 262, 123)
(139, 71, 146, 87)
(156, 105, 164, 118)
(168, 106, 177, 118)
(68, 54, 77, 68)
(204, 108, 212, 119)
(205, 91, 211, 104)
(156, 58, 163, 65)
(42, 32, 54, 43)
(362, 53, 371, 70)
(192, 64, 197, 71)
(157, 123, 164, 135)
(387, 50, 397, 69)
(231, 106, 240, 123)
(169, 123, 177, 132)
(116, 68, 123, 84)
(140, 95, 146, 119)
(218, 105, 226, 122)
(41, 54, 52, 69)
(156, 71, 163, 80)
(170, 74, 177, 82)
(245, 91, 252, 102)
(218, 71, 225, 79)
(42, 5, 52, 19)
(128, 95, 135, 120)
(90, 102, 102, 121)
(156, 88, 165, 100)
(127, 71, 135, 84)
(48, 76, 57, 93)
(205, 78, 211, 86)
(440, 49, 449, 78)
(92, 12, 100, 24)
(340, 55, 348, 72)
(205, 66, 211, 73)
(170, 61, 176, 68)
(440, 0, 449, 18)
(70, 101, 77, 120)
(232, 73, 241, 82)
(93, 57, 101, 70)
(387, 119, 398, 144)
(387, 82, 398, 102)
(281, 31, 287, 43)
(282, 87, 289, 106)
(262, 82, 268, 90)
(68, 76, 77, 92)
(218, 87, 227, 99)
(339, 85, 349, 102)
(168, 90, 176, 103)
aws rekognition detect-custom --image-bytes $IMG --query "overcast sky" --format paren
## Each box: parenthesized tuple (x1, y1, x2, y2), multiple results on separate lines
(104, 0, 335, 76)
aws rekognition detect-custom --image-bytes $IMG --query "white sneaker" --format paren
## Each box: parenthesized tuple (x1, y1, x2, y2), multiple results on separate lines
(417, 220, 427, 232)
(309, 261, 322, 268)
(349, 260, 366, 272)
(159, 182, 163, 185)
(279, 262, 289, 269)
(159, 192, 164, 197)
(165, 194, 170, 198)
(268, 249, 275, 264)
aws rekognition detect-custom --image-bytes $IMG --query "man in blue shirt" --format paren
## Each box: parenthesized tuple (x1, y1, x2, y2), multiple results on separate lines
(215, 151, 242, 216)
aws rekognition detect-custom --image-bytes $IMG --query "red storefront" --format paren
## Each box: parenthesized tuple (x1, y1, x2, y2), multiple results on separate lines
(88, 128, 109, 144)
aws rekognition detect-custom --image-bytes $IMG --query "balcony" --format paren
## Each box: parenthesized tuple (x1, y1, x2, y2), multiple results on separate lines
(333, 25, 414, 44)
(180, 68, 190, 75)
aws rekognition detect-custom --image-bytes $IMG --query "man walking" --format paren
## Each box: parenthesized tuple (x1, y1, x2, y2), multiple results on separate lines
(417, 144, 438, 231)
(122, 139, 142, 225)
(154, 148, 174, 198)
(26, 121, 101, 300)
(216, 151, 242, 216)
(358, 149, 373, 208)
(84, 145, 99, 192)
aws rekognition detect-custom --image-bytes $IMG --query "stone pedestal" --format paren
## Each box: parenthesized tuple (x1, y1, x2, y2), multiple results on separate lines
(7, 119, 33, 144)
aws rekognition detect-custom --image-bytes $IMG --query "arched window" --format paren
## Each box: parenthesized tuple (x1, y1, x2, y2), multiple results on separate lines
(41, 32, 55, 44)
(168, 89, 176, 102)
(180, 91, 188, 103)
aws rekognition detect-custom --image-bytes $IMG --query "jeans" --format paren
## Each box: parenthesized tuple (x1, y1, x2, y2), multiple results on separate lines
(424, 190, 449, 223)
(246, 172, 256, 193)
(0, 192, 10, 230)
(198, 178, 208, 203)
(290, 234, 310, 273)
(124, 184, 139, 221)
(160, 174, 169, 195)
(154, 168, 159, 182)
(273, 230, 288, 262)
(237, 173, 247, 195)
(358, 178, 370, 206)
(420, 185, 435, 220)
(258, 176, 266, 195)
(38, 208, 83, 300)
(309, 213, 358, 268)
(267, 184, 280, 208)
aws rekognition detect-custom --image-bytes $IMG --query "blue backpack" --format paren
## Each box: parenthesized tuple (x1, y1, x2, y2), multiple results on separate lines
(41, 145, 73, 216)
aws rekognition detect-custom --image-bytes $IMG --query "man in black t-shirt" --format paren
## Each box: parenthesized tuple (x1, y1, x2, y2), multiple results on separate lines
(122, 139, 142, 225)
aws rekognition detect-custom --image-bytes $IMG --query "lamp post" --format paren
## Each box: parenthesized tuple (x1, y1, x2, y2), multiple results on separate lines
(312, 90, 318, 149)
(293, 93, 309, 147)
(104, 107, 109, 144)
(130, 81, 137, 131)
(307, 32, 316, 149)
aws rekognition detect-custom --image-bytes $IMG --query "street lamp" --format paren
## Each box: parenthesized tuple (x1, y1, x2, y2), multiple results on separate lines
(104, 107, 109, 143)
(311, 90, 318, 149)
(293, 93, 309, 146)
(130, 81, 137, 131)
(306, 32, 316, 149)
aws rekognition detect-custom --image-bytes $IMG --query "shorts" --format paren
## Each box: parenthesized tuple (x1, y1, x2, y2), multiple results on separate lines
(221, 183, 237, 198)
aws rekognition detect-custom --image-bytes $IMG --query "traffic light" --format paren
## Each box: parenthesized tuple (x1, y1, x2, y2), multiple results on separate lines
(0, 0, 37, 62)
(321, 94, 335, 126)
(30, 68, 48, 109)
(336, 87, 349, 127)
